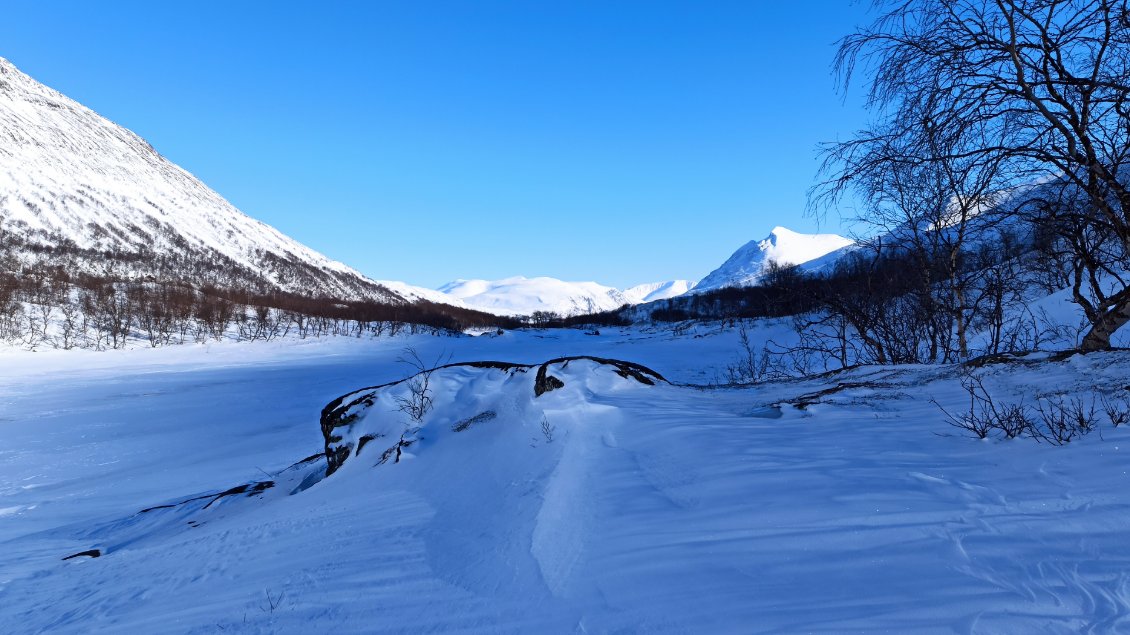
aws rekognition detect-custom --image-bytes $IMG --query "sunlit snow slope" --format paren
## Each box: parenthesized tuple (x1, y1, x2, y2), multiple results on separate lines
(621, 279, 696, 303)
(0, 57, 401, 301)
(694, 226, 853, 292)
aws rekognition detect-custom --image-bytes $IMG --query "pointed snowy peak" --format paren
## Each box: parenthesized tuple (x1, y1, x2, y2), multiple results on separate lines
(694, 226, 853, 292)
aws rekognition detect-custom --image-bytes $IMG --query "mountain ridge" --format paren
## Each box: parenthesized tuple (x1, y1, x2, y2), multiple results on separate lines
(436, 276, 697, 317)
(693, 226, 854, 293)
(0, 56, 850, 321)
(0, 56, 403, 303)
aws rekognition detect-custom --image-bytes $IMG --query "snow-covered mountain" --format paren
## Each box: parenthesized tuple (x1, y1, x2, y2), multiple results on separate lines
(693, 226, 854, 292)
(0, 55, 862, 320)
(437, 276, 696, 316)
(621, 279, 696, 304)
(0, 57, 402, 302)
(438, 277, 628, 316)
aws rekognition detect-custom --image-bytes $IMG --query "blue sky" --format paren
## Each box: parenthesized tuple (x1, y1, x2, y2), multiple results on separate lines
(2, 1, 872, 289)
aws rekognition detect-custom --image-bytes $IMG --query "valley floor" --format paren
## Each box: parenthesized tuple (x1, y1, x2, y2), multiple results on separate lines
(2, 326, 1130, 633)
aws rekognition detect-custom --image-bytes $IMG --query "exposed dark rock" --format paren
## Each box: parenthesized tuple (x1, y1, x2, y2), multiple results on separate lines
(62, 549, 101, 560)
(356, 433, 381, 454)
(201, 481, 274, 509)
(452, 411, 497, 432)
(320, 356, 666, 475)
(534, 365, 566, 396)
(139, 479, 278, 515)
(288, 452, 326, 469)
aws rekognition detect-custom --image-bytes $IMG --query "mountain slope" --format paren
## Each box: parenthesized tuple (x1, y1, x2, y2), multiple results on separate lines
(622, 279, 696, 304)
(0, 57, 401, 302)
(436, 277, 696, 316)
(694, 226, 853, 293)
(437, 276, 631, 316)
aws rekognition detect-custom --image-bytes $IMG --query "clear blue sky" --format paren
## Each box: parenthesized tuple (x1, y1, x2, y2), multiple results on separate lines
(2, 1, 871, 289)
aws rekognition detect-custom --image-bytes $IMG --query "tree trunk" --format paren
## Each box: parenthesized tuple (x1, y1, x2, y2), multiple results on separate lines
(1080, 300, 1130, 351)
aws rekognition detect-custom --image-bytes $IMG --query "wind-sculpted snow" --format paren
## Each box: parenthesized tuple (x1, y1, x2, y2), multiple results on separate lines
(0, 57, 400, 301)
(319, 356, 666, 475)
(5, 331, 1130, 632)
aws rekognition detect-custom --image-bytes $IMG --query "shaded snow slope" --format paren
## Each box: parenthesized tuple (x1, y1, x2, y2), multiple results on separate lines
(694, 226, 854, 292)
(4, 331, 1130, 631)
(0, 57, 400, 301)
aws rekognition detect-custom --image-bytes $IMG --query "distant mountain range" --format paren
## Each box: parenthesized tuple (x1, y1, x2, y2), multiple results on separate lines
(432, 228, 854, 316)
(435, 277, 696, 317)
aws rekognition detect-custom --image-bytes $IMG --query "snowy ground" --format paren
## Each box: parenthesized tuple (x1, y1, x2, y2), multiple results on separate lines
(2, 325, 1130, 633)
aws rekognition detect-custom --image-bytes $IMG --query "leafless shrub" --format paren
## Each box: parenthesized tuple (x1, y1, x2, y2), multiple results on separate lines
(725, 321, 771, 384)
(57, 300, 80, 350)
(933, 374, 1034, 440)
(992, 403, 1036, 440)
(540, 415, 556, 443)
(394, 347, 447, 423)
(1034, 395, 1098, 445)
(1099, 393, 1130, 428)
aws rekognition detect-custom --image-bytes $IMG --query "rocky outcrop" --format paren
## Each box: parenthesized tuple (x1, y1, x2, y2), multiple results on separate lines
(319, 356, 665, 475)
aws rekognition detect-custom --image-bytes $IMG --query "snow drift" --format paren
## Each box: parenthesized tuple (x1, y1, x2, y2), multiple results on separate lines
(320, 356, 666, 475)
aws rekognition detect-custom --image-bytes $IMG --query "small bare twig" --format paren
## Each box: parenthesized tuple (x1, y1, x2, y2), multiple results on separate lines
(262, 589, 284, 614)
(393, 347, 449, 423)
(540, 415, 555, 443)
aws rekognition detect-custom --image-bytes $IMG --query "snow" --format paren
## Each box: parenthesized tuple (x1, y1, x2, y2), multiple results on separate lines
(694, 226, 855, 292)
(3, 325, 1130, 632)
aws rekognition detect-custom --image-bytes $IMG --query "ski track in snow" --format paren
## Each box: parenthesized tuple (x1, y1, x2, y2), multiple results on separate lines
(1, 327, 1130, 632)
